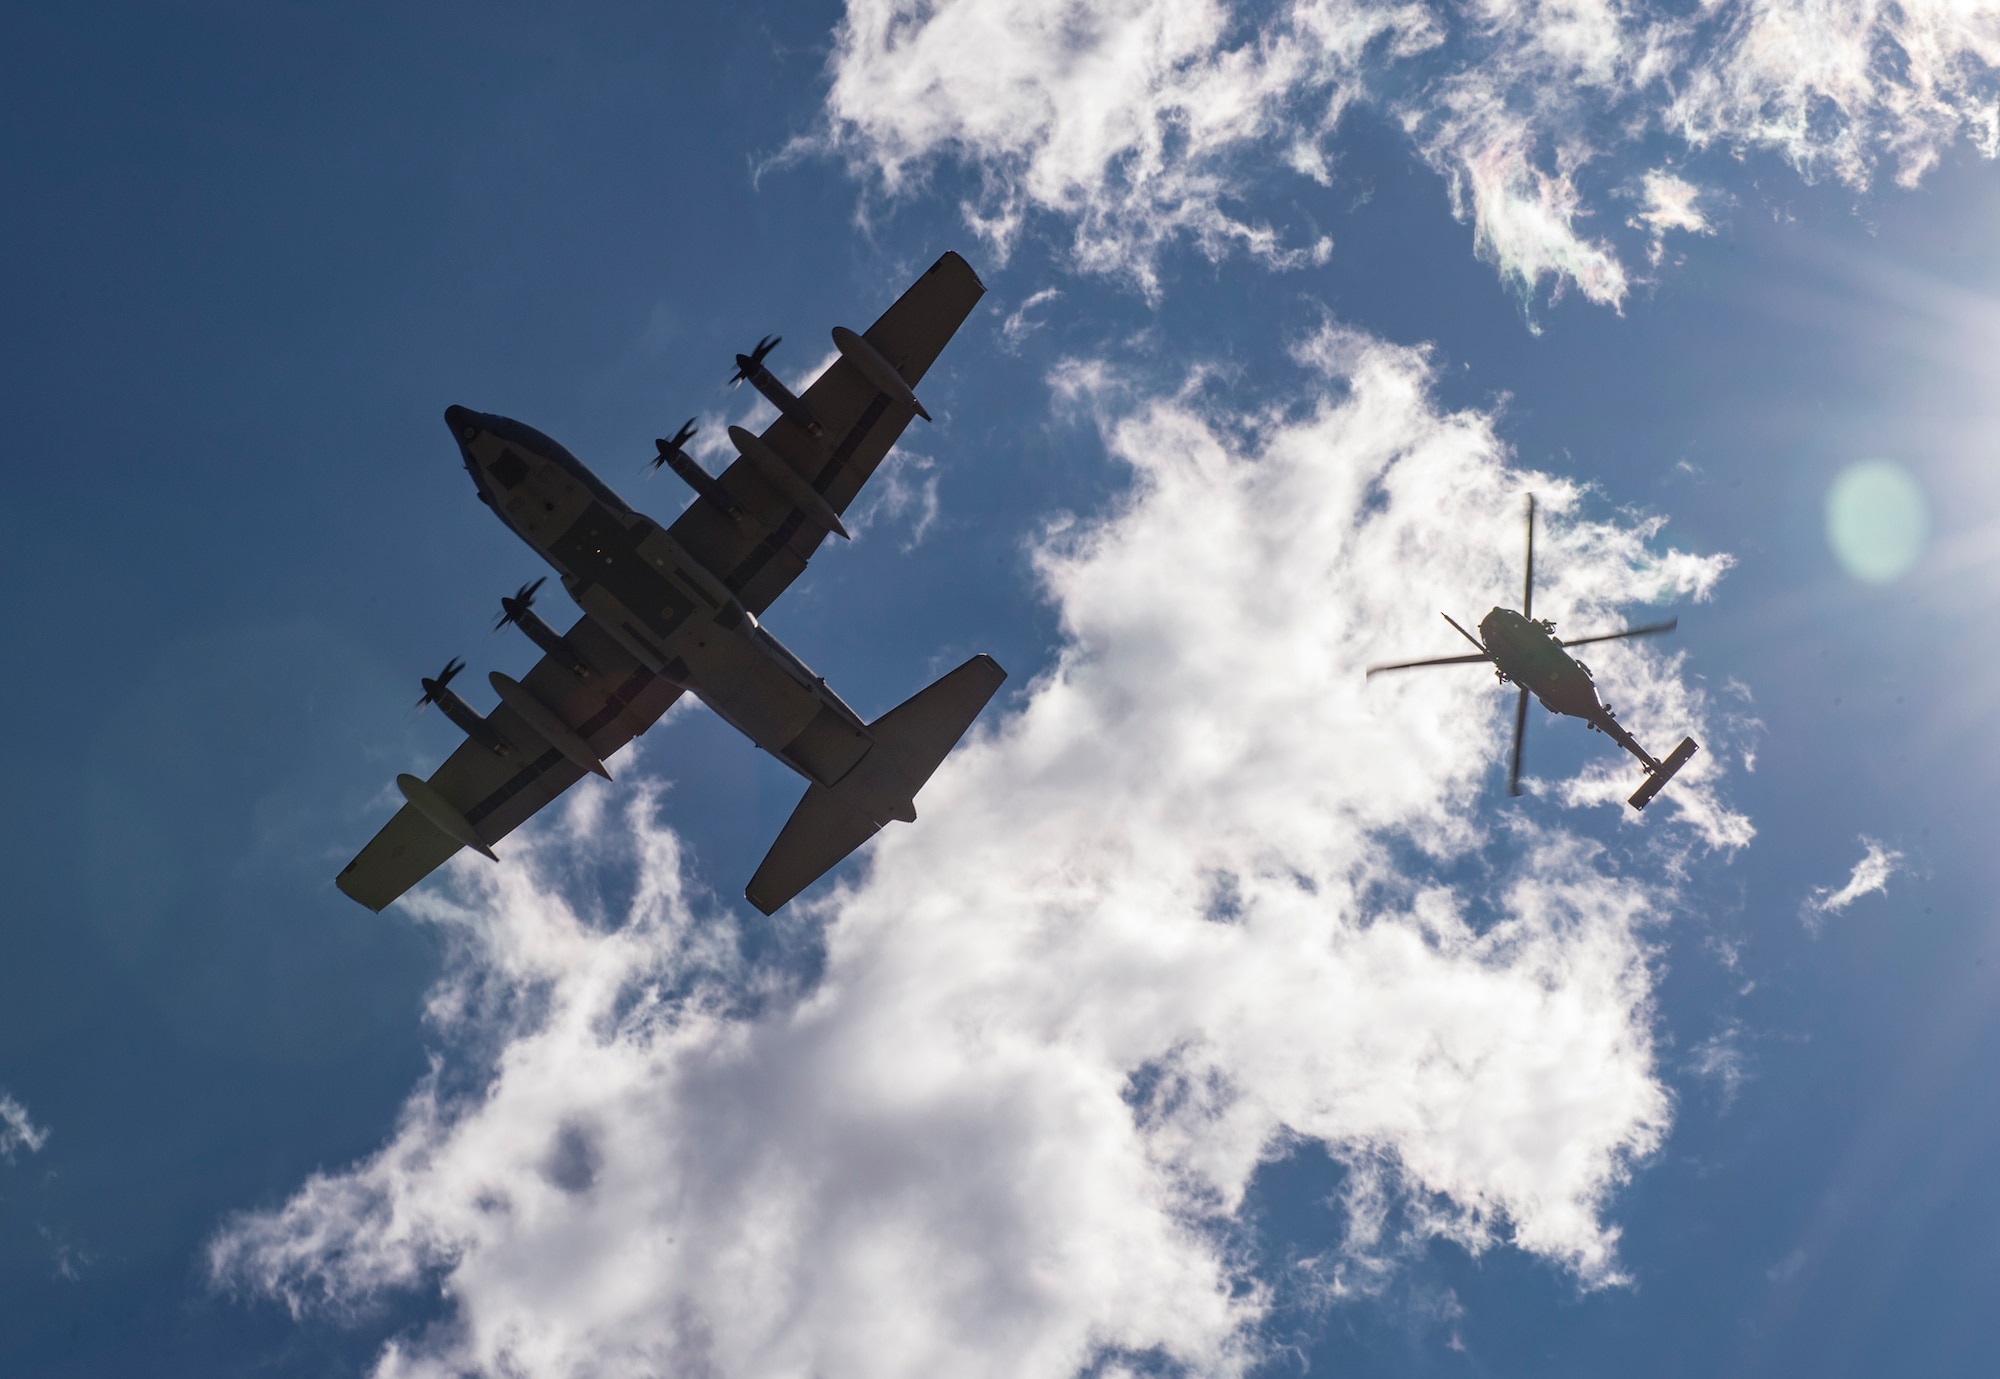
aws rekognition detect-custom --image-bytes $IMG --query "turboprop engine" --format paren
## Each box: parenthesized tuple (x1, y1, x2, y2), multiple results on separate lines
(415, 657, 511, 759)
(648, 418, 744, 522)
(495, 578, 594, 679)
(730, 334, 825, 438)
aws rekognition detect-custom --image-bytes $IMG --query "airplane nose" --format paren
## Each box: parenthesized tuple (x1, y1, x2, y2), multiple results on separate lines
(444, 405, 478, 441)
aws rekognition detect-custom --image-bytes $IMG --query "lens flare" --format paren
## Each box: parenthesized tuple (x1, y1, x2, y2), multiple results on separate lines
(1825, 460, 1930, 584)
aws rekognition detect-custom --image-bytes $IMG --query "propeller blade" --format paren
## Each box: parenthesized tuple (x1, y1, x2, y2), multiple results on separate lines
(1521, 492, 1536, 622)
(1508, 686, 1529, 797)
(494, 577, 546, 630)
(650, 420, 700, 473)
(415, 657, 465, 709)
(728, 335, 780, 385)
(1366, 651, 1492, 677)
(1557, 617, 1679, 648)
(1440, 612, 1486, 652)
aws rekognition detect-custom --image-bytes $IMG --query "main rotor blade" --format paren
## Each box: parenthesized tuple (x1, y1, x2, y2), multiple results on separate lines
(1508, 686, 1529, 797)
(1557, 617, 1678, 648)
(1365, 651, 1493, 677)
(1522, 492, 1536, 623)
(1440, 612, 1486, 652)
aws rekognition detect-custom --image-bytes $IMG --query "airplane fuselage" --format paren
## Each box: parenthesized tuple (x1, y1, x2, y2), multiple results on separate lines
(446, 405, 878, 790)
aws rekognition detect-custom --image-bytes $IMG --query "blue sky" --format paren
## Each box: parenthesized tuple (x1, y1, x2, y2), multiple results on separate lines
(4, 1, 2000, 1375)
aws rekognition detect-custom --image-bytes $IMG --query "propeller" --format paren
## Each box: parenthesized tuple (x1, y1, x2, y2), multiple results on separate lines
(1507, 686, 1530, 796)
(494, 577, 546, 631)
(1557, 617, 1679, 648)
(729, 335, 781, 386)
(1521, 492, 1536, 622)
(649, 418, 699, 473)
(415, 657, 466, 710)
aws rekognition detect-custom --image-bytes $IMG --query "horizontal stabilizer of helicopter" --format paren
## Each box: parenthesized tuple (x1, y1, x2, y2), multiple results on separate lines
(1627, 736, 1699, 810)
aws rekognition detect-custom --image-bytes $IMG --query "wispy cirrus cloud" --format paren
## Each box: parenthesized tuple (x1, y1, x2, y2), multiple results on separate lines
(1802, 835, 1906, 929)
(1685, 1021, 1750, 1107)
(820, 0, 2000, 310)
(0, 1092, 48, 1162)
(212, 324, 1740, 1378)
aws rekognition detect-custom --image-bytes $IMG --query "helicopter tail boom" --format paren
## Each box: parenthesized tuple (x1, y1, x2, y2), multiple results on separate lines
(1627, 736, 1699, 810)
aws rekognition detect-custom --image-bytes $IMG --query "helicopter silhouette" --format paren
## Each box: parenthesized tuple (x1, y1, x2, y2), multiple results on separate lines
(1367, 494, 1700, 810)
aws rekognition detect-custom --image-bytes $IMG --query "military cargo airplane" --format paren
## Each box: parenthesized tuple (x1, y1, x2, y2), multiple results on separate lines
(1366, 494, 1699, 809)
(338, 251, 1003, 915)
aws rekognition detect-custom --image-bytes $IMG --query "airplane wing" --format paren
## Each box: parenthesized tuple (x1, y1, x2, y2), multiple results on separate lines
(665, 250, 987, 616)
(336, 615, 684, 911)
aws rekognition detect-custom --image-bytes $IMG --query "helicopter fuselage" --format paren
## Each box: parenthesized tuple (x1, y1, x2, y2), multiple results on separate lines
(1479, 608, 1598, 715)
(1478, 607, 1654, 767)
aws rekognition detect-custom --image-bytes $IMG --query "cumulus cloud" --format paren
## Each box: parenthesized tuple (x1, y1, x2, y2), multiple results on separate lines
(820, 0, 2000, 306)
(1802, 835, 1905, 929)
(0, 1092, 48, 1162)
(212, 326, 1741, 1378)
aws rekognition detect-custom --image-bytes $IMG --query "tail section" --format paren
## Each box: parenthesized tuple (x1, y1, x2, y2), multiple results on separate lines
(1627, 736, 1698, 810)
(744, 654, 1006, 914)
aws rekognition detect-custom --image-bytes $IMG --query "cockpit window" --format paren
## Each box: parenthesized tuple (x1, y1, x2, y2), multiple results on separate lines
(489, 449, 530, 489)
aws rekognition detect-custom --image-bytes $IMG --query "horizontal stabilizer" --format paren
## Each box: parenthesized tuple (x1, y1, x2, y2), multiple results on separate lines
(745, 653, 1005, 914)
(1627, 736, 1699, 811)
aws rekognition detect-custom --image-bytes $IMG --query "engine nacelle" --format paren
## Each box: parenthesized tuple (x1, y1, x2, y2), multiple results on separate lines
(737, 356, 826, 439)
(420, 677, 512, 760)
(832, 325, 930, 421)
(501, 595, 594, 680)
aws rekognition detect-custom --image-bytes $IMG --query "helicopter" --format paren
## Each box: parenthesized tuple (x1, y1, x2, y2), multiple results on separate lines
(1366, 494, 1700, 810)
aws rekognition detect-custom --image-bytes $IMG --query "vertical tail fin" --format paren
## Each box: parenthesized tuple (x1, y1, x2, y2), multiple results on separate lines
(744, 654, 1006, 914)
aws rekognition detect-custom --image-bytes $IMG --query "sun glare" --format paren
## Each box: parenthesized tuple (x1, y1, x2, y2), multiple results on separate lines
(1826, 460, 1931, 584)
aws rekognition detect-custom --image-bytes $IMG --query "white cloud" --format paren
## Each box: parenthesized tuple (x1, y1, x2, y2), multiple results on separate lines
(1802, 835, 1905, 929)
(1628, 169, 1712, 239)
(1000, 286, 1065, 349)
(212, 326, 1742, 1377)
(819, 0, 2000, 307)
(847, 448, 942, 548)
(821, 0, 1441, 297)
(1627, 167, 1715, 266)
(1666, 0, 2000, 190)
(0, 1092, 48, 1161)
(1684, 1022, 1749, 1107)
